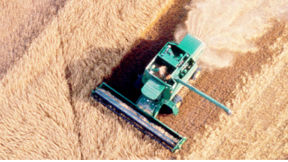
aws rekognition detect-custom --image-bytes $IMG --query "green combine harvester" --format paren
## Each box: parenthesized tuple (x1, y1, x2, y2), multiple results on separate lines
(92, 34, 232, 152)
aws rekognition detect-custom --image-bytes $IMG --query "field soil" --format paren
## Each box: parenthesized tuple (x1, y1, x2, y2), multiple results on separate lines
(0, 0, 287, 160)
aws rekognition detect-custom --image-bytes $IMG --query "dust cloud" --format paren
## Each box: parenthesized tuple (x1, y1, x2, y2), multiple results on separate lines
(175, 0, 288, 70)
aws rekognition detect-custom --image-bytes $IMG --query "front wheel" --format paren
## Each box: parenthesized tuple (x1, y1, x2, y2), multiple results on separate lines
(172, 94, 183, 108)
(191, 67, 201, 80)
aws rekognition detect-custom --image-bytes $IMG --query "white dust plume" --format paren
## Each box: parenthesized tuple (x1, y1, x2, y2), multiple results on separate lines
(175, 0, 288, 70)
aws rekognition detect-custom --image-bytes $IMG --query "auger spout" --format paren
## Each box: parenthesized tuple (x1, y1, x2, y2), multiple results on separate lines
(175, 78, 232, 115)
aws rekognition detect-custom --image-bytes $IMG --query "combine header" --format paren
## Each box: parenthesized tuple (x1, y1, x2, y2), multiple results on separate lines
(92, 34, 232, 152)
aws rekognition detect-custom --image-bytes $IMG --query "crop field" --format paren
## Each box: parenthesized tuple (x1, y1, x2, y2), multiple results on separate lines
(0, 0, 287, 160)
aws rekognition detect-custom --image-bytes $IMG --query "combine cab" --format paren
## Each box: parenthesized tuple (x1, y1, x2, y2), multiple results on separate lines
(92, 34, 232, 152)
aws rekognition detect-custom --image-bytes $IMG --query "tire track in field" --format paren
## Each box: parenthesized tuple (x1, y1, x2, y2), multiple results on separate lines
(0, 0, 68, 79)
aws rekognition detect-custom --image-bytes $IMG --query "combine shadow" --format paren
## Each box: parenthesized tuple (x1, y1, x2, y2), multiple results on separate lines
(102, 0, 193, 101)
(104, 38, 168, 102)
(64, 38, 167, 101)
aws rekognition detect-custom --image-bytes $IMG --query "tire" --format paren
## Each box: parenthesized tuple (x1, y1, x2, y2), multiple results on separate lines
(173, 95, 183, 108)
(173, 94, 182, 103)
(191, 67, 201, 80)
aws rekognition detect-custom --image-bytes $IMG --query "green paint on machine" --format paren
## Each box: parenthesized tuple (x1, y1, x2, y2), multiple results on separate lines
(91, 34, 232, 152)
